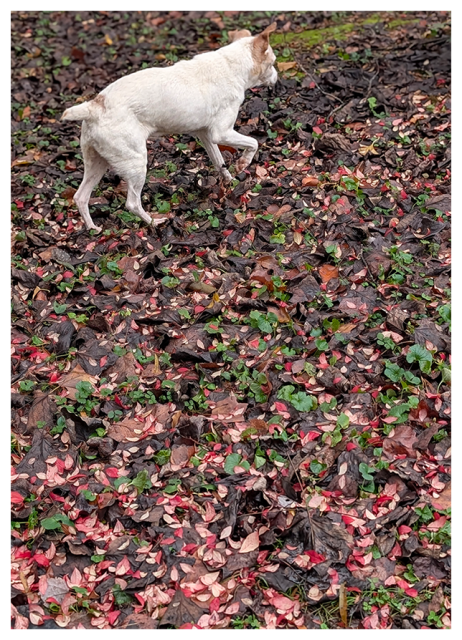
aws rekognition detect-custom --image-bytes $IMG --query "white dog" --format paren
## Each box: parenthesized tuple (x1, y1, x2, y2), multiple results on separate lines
(62, 23, 278, 232)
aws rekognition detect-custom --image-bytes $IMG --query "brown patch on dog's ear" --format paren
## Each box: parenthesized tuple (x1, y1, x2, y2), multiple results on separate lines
(252, 22, 277, 62)
(228, 28, 252, 42)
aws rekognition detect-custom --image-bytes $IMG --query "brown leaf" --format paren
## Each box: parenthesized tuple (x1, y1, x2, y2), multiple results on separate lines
(171, 445, 195, 467)
(105, 352, 139, 383)
(319, 264, 339, 284)
(119, 614, 158, 629)
(248, 418, 269, 434)
(59, 365, 97, 400)
(277, 61, 297, 71)
(43, 577, 70, 604)
(267, 305, 291, 323)
(383, 425, 418, 459)
(26, 392, 55, 433)
(161, 589, 207, 627)
(302, 176, 320, 187)
(210, 395, 247, 423)
(431, 483, 451, 511)
(107, 418, 144, 443)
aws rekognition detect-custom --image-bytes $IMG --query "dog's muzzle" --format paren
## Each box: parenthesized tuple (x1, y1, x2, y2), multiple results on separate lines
(266, 66, 278, 87)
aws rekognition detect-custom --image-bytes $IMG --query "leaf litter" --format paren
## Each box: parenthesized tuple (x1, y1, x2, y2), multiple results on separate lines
(11, 9, 450, 630)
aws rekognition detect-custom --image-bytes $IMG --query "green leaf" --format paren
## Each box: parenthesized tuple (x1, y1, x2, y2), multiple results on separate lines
(384, 361, 404, 383)
(112, 584, 134, 606)
(41, 513, 72, 530)
(41, 516, 63, 530)
(337, 413, 350, 429)
(438, 304, 451, 329)
(406, 344, 433, 374)
(81, 489, 96, 502)
(254, 454, 266, 469)
(359, 462, 375, 481)
(290, 392, 316, 412)
(277, 385, 316, 412)
(404, 370, 421, 385)
(153, 450, 171, 466)
(310, 460, 326, 475)
(19, 380, 35, 392)
(157, 200, 171, 213)
(163, 478, 181, 494)
(131, 469, 152, 494)
(277, 385, 295, 401)
(320, 397, 337, 412)
(91, 554, 105, 563)
(205, 321, 223, 335)
(114, 476, 131, 490)
(387, 402, 411, 424)
(440, 366, 451, 384)
(257, 318, 273, 334)
(53, 301, 67, 315)
(315, 338, 329, 351)
(224, 453, 242, 474)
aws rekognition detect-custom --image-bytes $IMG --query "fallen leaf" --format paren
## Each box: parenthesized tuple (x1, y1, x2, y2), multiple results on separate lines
(239, 531, 259, 554)
(319, 264, 339, 283)
(431, 483, 451, 511)
(277, 61, 298, 71)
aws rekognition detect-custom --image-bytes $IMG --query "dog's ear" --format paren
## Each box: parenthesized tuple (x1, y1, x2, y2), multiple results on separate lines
(228, 28, 252, 42)
(253, 22, 277, 60)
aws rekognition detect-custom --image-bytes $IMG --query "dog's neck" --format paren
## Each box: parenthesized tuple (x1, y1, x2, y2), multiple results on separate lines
(195, 38, 261, 93)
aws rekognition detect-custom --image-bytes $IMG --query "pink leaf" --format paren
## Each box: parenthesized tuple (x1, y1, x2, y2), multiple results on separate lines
(239, 531, 260, 554)
(271, 594, 294, 612)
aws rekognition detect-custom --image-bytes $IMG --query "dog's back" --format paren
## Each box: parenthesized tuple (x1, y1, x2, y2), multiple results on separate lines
(63, 39, 253, 135)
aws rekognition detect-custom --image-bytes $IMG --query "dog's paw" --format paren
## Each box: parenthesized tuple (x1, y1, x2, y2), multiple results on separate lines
(150, 213, 170, 226)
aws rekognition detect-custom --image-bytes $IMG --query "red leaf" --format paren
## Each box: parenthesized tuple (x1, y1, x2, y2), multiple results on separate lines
(105, 467, 120, 478)
(11, 491, 24, 505)
(33, 554, 50, 568)
(107, 611, 121, 625)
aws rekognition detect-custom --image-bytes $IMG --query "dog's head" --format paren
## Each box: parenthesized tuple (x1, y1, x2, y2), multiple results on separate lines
(229, 23, 278, 88)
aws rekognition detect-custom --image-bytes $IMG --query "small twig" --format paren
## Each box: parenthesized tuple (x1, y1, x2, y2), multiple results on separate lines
(294, 56, 338, 102)
(327, 100, 347, 122)
(365, 64, 380, 100)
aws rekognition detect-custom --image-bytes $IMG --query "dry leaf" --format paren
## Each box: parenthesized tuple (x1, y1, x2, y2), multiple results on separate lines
(319, 264, 339, 283)
(277, 61, 297, 71)
(302, 176, 320, 187)
(431, 483, 451, 511)
(359, 143, 379, 156)
(59, 365, 98, 400)
(239, 531, 259, 554)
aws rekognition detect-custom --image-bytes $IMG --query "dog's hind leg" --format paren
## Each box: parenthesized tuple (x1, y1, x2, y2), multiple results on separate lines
(108, 131, 155, 226)
(74, 144, 109, 232)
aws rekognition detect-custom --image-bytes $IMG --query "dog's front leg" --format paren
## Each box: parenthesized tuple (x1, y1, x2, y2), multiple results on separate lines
(214, 130, 258, 174)
(196, 131, 232, 183)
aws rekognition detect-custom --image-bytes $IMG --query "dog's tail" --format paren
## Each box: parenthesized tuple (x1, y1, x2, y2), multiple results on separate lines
(61, 95, 105, 122)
